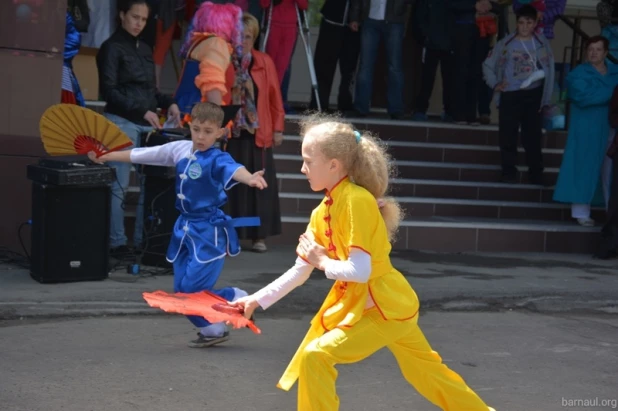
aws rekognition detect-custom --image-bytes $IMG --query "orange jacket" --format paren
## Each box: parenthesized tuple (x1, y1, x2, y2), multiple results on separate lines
(221, 50, 285, 148)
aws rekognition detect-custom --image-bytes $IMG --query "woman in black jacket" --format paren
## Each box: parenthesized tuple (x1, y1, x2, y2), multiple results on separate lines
(96, 0, 180, 256)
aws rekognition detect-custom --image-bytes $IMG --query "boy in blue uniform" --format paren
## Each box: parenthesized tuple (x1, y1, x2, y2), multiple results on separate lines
(90, 102, 267, 347)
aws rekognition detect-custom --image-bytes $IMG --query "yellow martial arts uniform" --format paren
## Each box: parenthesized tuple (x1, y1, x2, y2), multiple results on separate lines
(278, 177, 493, 411)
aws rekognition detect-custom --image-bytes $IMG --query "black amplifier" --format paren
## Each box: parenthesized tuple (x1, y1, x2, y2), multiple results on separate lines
(27, 156, 115, 186)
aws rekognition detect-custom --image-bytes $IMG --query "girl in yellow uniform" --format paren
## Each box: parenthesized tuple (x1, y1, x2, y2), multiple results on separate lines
(230, 115, 496, 411)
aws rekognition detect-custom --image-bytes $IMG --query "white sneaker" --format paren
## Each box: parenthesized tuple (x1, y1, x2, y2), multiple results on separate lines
(232, 287, 248, 301)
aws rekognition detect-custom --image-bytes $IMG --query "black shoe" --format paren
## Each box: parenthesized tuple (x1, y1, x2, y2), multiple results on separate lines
(500, 174, 518, 184)
(109, 245, 133, 258)
(528, 173, 550, 187)
(188, 331, 230, 348)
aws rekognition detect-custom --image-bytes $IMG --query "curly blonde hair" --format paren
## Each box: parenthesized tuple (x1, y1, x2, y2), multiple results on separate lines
(300, 113, 404, 242)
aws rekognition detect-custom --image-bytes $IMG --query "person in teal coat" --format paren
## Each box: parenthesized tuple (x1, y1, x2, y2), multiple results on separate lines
(553, 35, 618, 226)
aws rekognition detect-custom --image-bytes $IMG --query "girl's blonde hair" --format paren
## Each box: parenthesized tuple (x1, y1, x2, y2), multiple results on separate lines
(300, 113, 404, 242)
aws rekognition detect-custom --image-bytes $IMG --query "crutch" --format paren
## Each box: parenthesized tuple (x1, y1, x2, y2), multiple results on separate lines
(260, 2, 273, 52)
(295, 5, 321, 111)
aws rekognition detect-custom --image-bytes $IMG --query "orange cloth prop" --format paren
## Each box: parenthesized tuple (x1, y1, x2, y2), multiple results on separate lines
(143, 290, 261, 334)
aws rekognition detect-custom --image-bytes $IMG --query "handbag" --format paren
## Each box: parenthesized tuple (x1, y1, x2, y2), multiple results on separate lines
(542, 105, 565, 131)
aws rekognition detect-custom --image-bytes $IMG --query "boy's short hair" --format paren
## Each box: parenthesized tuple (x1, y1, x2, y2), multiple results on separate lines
(515, 5, 538, 21)
(190, 102, 225, 126)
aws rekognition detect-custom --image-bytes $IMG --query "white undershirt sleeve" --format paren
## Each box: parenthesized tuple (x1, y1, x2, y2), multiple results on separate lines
(254, 257, 314, 310)
(129, 140, 190, 166)
(323, 248, 372, 283)
(254, 249, 372, 310)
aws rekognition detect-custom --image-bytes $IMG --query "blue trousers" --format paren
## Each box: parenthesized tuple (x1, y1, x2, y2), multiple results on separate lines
(103, 113, 149, 248)
(172, 246, 236, 328)
(354, 18, 405, 116)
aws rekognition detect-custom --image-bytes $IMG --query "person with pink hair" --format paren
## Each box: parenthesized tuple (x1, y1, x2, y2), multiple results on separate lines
(177, 1, 246, 107)
(174, 7, 284, 253)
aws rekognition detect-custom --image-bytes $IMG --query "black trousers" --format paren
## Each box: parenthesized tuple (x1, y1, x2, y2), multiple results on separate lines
(415, 48, 454, 116)
(309, 19, 360, 112)
(498, 87, 544, 177)
(597, 154, 618, 258)
(452, 24, 490, 122)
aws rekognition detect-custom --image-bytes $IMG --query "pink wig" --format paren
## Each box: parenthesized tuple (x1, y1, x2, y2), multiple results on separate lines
(180, 2, 243, 58)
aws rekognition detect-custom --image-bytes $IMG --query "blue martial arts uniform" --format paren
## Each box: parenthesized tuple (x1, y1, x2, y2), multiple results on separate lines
(130, 140, 260, 328)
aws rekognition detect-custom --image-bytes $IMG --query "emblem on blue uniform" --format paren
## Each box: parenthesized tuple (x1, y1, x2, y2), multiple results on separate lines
(188, 162, 202, 179)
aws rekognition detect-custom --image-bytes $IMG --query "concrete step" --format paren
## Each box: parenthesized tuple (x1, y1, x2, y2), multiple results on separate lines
(84, 103, 568, 150)
(277, 135, 565, 168)
(277, 192, 605, 223)
(270, 215, 599, 254)
(122, 212, 599, 254)
(126, 174, 559, 207)
(277, 173, 557, 203)
(274, 153, 560, 184)
(283, 114, 568, 149)
(128, 172, 558, 204)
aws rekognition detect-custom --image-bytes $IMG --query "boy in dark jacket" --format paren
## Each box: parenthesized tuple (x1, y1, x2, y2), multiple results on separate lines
(482, 5, 555, 186)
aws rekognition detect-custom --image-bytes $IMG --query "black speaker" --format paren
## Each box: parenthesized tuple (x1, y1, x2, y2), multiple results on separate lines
(141, 176, 178, 267)
(30, 182, 111, 283)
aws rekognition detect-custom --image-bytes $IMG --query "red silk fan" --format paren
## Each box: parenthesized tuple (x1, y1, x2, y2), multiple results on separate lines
(39, 104, 134, 157)
(143, 290, 261, 334)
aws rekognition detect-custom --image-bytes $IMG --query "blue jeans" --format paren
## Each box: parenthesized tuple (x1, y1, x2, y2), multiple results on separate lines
(104, 113, 150, 248)
(354, 19, 404, 116)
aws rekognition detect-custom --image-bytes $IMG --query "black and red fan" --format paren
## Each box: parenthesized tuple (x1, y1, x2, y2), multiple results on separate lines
(39, 104, 134, 157)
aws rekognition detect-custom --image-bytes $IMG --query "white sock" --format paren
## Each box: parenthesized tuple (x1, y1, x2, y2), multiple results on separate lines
(571, 203, 591, 219)
(200, 322, 227, 338)
(232, 287, 248, 301)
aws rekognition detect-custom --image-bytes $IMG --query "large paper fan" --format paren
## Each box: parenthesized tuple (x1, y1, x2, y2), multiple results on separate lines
(143, 290, 261, 334)
(40, 104, 134, 157)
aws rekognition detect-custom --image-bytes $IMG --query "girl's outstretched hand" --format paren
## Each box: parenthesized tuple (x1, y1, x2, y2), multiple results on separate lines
(297, 233, 329, 270)
(228, 295, 260, 319)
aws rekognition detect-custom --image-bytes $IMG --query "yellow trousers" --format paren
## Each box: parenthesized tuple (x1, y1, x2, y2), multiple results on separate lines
(297, 309, 493, 410)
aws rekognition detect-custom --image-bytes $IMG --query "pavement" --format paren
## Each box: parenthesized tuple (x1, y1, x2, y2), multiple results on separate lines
(0, 246, 617, 320)
(1, 313, 617, 411)
(1, 247, 617, 411)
